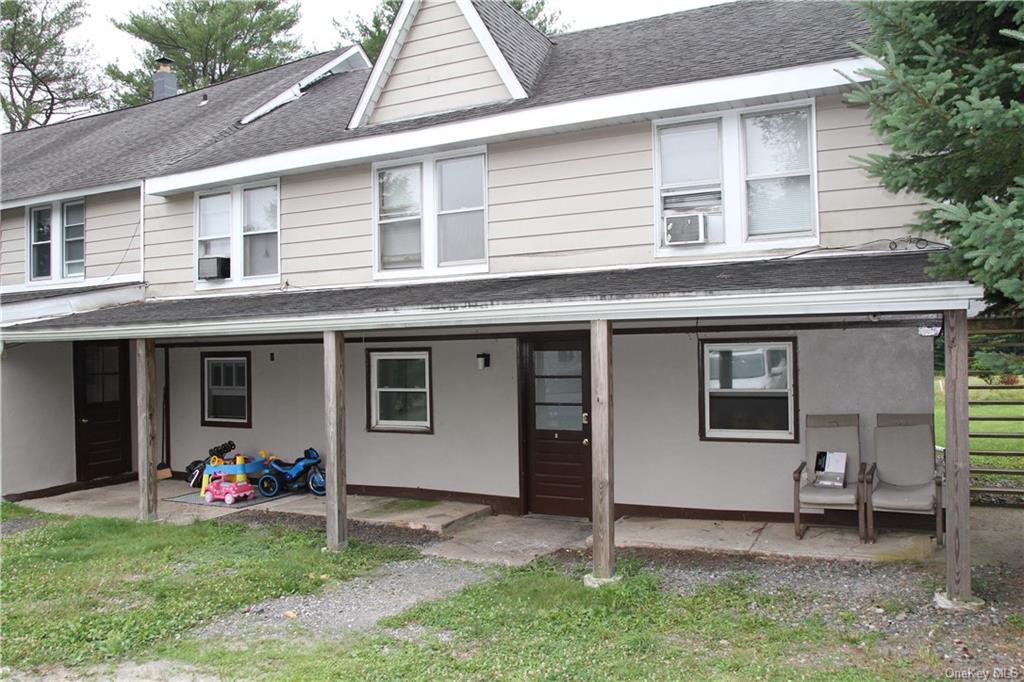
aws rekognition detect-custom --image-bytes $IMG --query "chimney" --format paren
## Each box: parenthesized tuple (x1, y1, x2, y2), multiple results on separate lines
(152, 57, 177, 100)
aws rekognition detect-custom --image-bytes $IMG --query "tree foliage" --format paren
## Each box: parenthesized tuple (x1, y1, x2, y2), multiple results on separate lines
(850, 1, 1024, 307)
(105, 0, 303, 109)
(0, 0, 105, 130)
(338, 0, 570, 62)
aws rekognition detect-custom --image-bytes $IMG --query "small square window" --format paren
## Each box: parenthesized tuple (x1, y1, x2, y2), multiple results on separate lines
(202, 353, 251, 428)
(367, 349, 432, 433)
(700, 340, 797, 442)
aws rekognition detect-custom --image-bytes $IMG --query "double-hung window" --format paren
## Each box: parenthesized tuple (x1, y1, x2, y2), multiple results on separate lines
(28, 200, 86, 281)
(368, 350, 432, 433)
(654, 103, 816, 253)
(201, 352, 251, 428)
(374, 150, 487, 277)
(195, 182, 279, 286)
(701, 340, 797, 442)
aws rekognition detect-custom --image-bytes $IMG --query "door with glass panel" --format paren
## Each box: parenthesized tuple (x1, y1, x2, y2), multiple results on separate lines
(523, 337, 592, 517)
(73, 341, 132, 481)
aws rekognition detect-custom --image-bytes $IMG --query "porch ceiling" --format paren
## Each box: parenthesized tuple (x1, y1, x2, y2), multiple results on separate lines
(0, 252, 982, 342)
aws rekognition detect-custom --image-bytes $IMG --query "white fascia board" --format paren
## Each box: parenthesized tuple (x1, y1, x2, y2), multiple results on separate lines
(347, 0, 420, 129)
(0, 281, 983, 342)
(240, 46, 371, 125)
(1, 180, 142, 210)
(148, 56, 878, 195)
(0, 284, 145, 327)
(455, 0, 527, 99)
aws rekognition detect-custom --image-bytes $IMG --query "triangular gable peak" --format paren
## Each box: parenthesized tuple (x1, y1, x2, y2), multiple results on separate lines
(349, 0, 528, 128)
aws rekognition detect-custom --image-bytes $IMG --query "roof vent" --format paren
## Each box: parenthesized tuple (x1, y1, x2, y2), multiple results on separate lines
(153, 56, 178, 101)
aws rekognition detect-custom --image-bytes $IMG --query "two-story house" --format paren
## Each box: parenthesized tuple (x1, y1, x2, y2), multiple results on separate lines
(0, 1, 982, 587)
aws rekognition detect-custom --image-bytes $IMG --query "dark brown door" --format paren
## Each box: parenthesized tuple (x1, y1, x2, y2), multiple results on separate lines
(74, 340, 132, 481)
(523, 336, 592, 517)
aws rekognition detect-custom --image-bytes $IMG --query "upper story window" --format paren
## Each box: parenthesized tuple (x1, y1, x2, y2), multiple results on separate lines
(374, 150, 487, 278)
(195, 181, 279, 287)
(654, 102, 817, 255)
(28, 200, 85, 282)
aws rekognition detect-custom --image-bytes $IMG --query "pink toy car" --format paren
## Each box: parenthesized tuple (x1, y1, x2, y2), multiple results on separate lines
(204, 474, 255, 505)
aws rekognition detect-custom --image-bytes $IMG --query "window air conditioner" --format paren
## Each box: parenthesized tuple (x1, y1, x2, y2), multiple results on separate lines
(198, 256, 230, 280)
(664, 213, 706, 245)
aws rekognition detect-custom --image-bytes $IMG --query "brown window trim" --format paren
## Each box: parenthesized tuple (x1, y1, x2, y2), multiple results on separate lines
(365, 347, 434, 435)
(697, 337, 799, 444)
(200, 350, 252, 428)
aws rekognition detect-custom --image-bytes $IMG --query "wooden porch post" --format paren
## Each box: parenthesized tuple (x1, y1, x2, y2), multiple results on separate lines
(135, 339, 157, 521)
(324, 330, 348, 550)
(943, 309, 971, 601)
(588, 319, 617, 585)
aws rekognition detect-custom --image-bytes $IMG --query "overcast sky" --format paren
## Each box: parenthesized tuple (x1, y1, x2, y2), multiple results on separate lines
(75, 0, 728, 70)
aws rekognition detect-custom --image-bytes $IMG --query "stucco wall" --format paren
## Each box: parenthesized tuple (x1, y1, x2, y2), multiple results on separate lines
(162, 338, 519, 498)
(0, 342, 76, 495)
(613, 327, 935, 512)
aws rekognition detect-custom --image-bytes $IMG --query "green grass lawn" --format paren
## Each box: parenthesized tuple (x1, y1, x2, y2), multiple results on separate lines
(933, 379, 1024, 483)
(161, 561, 918, 682)
(0, 504, 416, 667)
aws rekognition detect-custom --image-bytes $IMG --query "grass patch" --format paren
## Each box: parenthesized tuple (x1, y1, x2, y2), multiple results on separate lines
(0, 500, 55, 520)
(0, 515, 417, 669)
(363, 497, 441, 516)
(162, 561, 911, 681)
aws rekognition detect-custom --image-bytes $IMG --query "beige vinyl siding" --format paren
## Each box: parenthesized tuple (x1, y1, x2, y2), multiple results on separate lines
(815, 94, 926, 248)
(0, 208, 26, 286)
(279, 165, 373, 288)
(487, 123, 656, 273)
(143, 193, 195, 297)
(84, 189, 140, 278)
(369, 0, 510, 124)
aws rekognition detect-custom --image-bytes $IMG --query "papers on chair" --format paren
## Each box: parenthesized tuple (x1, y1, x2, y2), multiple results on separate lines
(813, 451, 847, 488)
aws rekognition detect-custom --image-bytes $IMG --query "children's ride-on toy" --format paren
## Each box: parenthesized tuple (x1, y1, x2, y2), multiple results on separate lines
(204, 473, 256, 505)
(257, 448, 327, 497)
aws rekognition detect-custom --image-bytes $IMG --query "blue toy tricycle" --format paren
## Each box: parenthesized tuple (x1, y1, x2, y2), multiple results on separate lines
(257, 448, 327, 497)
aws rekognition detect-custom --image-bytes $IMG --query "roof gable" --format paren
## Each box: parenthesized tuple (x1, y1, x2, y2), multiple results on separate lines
(350, 0, 529, 127)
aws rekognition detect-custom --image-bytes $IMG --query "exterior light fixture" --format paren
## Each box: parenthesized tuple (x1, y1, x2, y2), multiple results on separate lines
(476, 353, 490, 370)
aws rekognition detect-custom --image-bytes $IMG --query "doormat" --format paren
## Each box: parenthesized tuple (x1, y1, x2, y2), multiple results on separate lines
(165, 491, 291, 509)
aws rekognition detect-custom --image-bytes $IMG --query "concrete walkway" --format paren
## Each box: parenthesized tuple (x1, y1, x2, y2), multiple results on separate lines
(20, 479, 491, 535)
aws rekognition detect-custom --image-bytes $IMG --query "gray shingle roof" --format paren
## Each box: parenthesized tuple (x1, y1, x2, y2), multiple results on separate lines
(7, 253, 952, 333)
(0, 282, 138, 305)
(473, 0, 552, 93)
(2, 1, 868, 201)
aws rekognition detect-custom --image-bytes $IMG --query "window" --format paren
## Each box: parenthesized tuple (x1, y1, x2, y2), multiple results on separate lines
(195, 182, 279, 286)
(367, 349, 432, 432)
(700, 340, 797, 442)
(374, 150, 486, 277)
(63, 202, 85, 276)
(743, 108, 813, 236)
(201, 352, 251, 428)
(28, 201, 87, 282)
(29, 206, 52, 279)
(654, 102, 816, 254)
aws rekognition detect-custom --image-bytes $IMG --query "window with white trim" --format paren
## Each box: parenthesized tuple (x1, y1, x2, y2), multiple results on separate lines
(195, 182, 279, 286)
(654, 103, 816, 253)
(701, 340, 796, 441)
(374, 151, 486, 276)
(201, 353, 251, 427)
(28, 200, 86, 282)
(368, 350, 432, 432)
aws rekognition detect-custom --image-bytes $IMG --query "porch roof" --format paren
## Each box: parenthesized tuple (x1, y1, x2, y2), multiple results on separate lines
(0, 252, 982, 342)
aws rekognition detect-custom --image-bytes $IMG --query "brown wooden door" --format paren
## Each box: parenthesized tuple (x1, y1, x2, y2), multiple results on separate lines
(74, 340, 132, 481)
(523, 336, 592, 517)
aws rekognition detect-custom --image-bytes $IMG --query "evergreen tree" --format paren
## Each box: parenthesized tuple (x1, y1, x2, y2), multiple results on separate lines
(338, 0, 569, 62)
(105, 0, 303, 109)
(851, 1, 1024, 306)
(0, 0, 105, 130)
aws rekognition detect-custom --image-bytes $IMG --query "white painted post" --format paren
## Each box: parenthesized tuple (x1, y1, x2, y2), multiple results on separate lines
(324, 330, 347, 550)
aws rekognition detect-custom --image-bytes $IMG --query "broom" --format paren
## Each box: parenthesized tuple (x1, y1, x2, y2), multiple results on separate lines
(156, 377, 172, 480)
